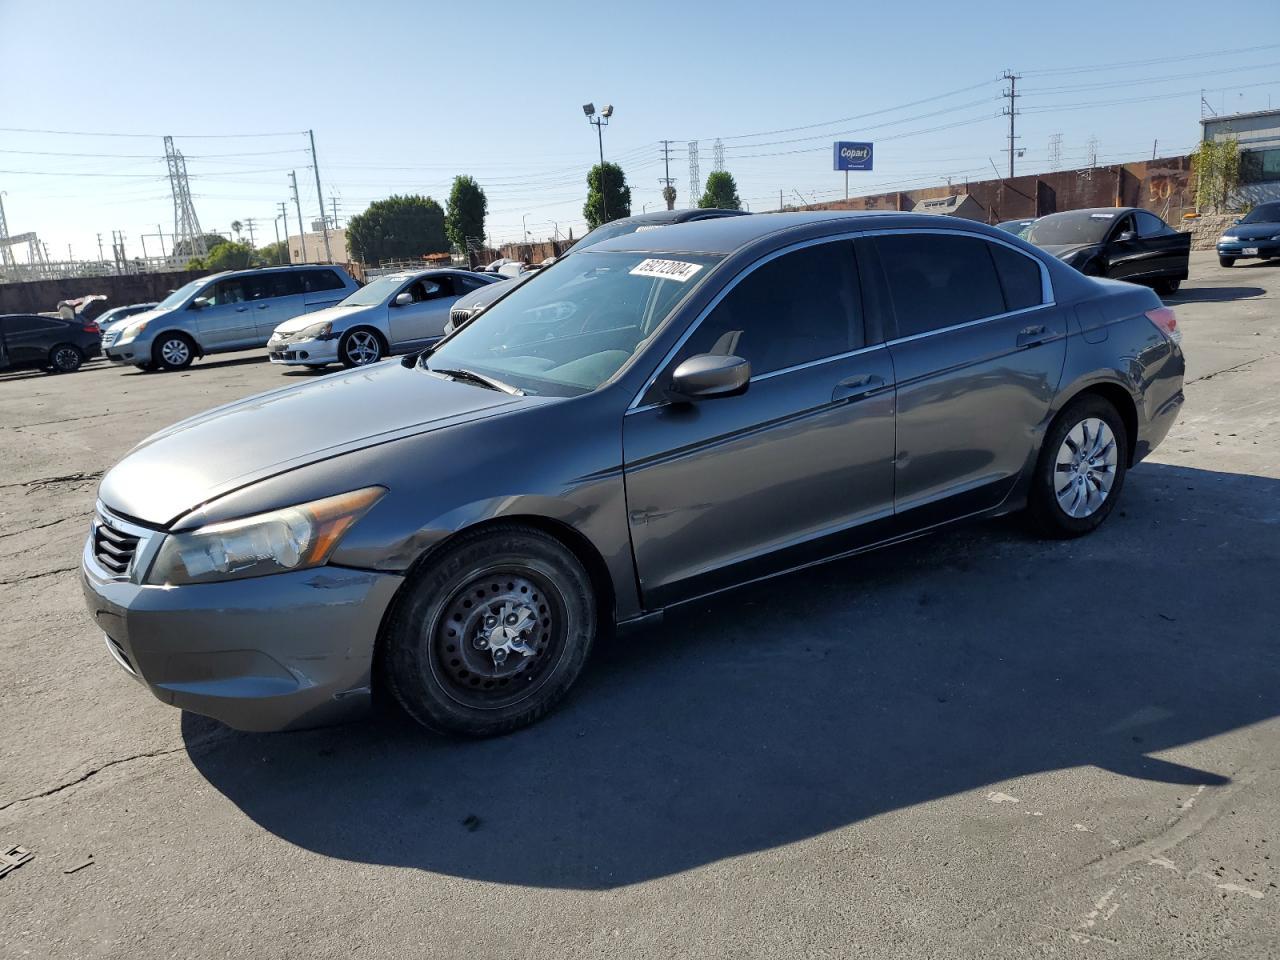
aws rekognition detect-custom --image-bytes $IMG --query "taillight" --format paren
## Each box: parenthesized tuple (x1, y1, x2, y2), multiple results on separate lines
(1145, 306, 1180, 344)
(83, 323, 100, 334)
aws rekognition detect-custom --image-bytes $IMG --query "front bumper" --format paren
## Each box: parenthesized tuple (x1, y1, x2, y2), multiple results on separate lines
(1217, 239, 1280, 259)
(81, 533, 403, 731)
(104, 337, 148, 363)
(267, 335, 339, 366)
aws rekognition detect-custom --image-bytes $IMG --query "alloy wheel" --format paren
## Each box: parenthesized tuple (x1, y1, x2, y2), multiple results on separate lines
(345, 330, 382, 365)
(1054, 417, 1118, 519)
(52, 346, 81, 372)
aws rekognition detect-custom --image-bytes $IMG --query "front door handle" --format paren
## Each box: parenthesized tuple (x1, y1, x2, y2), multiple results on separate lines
(1016, 324, 1048, 347)
(256, 304, 270, 310)
(235, 306, 249, 313)
(833, 373, 886, 402)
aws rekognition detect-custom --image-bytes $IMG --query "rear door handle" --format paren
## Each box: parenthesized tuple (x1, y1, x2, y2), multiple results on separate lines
(256, 304, 270, 310)
(235, 306, 249, 313)
(1017, 324, 1048, 347)
(833, 373, 886, 401)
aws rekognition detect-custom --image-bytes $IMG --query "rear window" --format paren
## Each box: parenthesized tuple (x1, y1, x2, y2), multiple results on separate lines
(989, 243, 1044, 312)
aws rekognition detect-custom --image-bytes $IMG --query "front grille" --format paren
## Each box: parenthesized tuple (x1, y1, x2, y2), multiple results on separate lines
(101, 329, 119, 347)
(94, 519, 139, 576)
(449, 308, 475, 327)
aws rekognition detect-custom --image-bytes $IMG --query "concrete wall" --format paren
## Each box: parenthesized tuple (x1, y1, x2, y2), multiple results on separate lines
(801, 155, 1196, 226)
(288, 228, 350, 265)
(0, 269, 213, 317)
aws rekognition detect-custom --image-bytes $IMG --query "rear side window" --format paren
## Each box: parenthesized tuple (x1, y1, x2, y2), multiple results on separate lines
(874, 234, 1005, 337)
(672, 240, 864, 379)
(301, 269, 346, 292)
(5, 315, 62, 334)
(988, 243, 1044, 312)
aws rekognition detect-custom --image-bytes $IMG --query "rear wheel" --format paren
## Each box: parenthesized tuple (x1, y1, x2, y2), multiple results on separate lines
(339, 327, 385, 367)
(1219, 255, 1236, 268)
(1027, 395, 1128, 539)
(383, 525, 597, 737)
(152, 332, 195, 371)
(48, 344, 83, 373)
(1154, 277, 1181, 295)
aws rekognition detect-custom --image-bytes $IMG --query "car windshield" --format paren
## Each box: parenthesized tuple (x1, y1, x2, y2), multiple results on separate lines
(1025, 211, 1117, 246)
(426, 250, 722, 397)
(1240, 202, 1280, 224)
(339, 276, 410, 306)
(156, 277, 208, 311)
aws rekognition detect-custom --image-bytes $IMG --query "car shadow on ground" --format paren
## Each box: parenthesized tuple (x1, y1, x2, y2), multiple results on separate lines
(1166, 286, 1266, 304)
(183, 461, 1280, 890)
(119, 354, 267, 376)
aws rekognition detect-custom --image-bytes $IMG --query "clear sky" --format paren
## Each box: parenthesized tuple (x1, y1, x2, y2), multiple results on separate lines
(1, 0, 1277, 263)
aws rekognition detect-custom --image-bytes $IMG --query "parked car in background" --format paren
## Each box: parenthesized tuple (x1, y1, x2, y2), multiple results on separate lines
(1023, 207, 1190, 294)
(96, 303, 158, 337)
(1216, 201, 1280, 267)
(102, 265, 359, 371)
(267, 269, 502, 369)
(1, 312, 101, 374)
(996, 218, 1036, 236)
(83, 211, 1183, 738)
(445, 207, 749, 334)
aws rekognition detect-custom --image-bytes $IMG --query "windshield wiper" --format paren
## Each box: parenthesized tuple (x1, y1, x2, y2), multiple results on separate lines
(430, 366, 525, 396)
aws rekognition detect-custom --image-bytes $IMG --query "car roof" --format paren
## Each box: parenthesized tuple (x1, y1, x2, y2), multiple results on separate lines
(588, 210, 980, 255)
(1038, 207, 1139, 218)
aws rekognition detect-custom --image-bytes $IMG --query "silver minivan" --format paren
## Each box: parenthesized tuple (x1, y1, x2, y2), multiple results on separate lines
(102, 264, 359, 371)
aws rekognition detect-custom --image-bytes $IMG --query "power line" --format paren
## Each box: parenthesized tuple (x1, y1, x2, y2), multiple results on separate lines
(0, 126, 306, 139)
(1021, 41, 1280, 77)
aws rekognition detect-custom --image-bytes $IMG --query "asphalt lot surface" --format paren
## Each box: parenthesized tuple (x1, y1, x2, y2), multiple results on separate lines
(2, 251, 1278, 958)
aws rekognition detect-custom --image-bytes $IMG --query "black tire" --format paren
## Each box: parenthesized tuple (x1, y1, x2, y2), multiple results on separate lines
(1154, 277, 1181, 295)
(338, 327, 386, 368)
(134, 362, 154, 372)
(1219, 256, 1236, 268)
(383, 524, 597, 737)
(152, 332, 195, 371)
(1027, 395, 1129, 539)
(48, 344, 83, 373)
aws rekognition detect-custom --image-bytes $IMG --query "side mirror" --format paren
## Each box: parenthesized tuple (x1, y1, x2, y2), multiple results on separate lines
(1234, 217, 1243, 224)
(393, 292, 414, 307)
(190, 297, 210, 310)
(1116, 230, 1137, 242)
(667, 354, 750, 402)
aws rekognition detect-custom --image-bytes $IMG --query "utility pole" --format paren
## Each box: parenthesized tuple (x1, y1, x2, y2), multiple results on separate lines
(96, 232, 104, 265)
(1152, 139, 1159, 160)
(244, 217, 257, 248)
(329, 194, 341, 230)
(278, 202, 291, 264)
(1001, 70, 1021, 180)
(779, 188, 783, 211)
(659, 140, 676, 210)
(308, 130, 332, 263)
(290, 172, 307, 263)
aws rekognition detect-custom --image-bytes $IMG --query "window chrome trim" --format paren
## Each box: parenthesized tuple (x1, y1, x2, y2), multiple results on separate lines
(625, 226, 1056, 412)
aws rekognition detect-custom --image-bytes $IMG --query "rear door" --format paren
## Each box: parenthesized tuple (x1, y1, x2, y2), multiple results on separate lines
(871, 230, 1067, 523)
(0, 316, 11, 370)
(622, 239, 897, 607)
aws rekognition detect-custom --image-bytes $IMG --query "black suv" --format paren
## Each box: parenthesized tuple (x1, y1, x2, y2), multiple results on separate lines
(0, 313, 101, 374)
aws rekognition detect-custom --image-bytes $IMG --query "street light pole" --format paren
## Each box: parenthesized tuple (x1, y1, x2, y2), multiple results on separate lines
(583, 103, 614, 223)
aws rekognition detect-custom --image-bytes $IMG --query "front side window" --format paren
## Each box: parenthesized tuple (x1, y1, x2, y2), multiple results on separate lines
(874, 234, 1006, 338)
(668, 240, 864, 383)
(426, 250, 722, 396)
(1135, 211, 1169, 237)
(206, 278, 246, 306)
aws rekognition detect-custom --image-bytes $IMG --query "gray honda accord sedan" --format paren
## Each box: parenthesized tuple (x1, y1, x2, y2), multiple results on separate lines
(82, 212, 1185, 737)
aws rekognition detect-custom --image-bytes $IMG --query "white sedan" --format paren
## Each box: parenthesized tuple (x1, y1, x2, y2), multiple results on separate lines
(266, 269, 501, 369)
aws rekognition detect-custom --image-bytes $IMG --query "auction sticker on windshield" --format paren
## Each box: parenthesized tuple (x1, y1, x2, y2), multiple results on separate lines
(630, 259, 704, 282)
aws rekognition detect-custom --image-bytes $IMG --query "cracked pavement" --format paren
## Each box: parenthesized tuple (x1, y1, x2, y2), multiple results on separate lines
(1, 252, 1277, 958)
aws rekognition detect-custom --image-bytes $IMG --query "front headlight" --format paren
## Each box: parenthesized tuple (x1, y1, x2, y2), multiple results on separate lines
(299, 320, 334, 340)
(147, 487, 384, 585)
(120, 319, 148, 341)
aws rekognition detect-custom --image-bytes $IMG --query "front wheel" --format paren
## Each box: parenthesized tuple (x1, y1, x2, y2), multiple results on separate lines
(1154, 278, 1181, 295)
(1027, 395, 1128, 539)
(152, 333, 195, 371)
(48, 344, 83, 373)
(383, 525, 597, 737)
(339, 328, 385, 367)
(1219, 255, 1236, 268)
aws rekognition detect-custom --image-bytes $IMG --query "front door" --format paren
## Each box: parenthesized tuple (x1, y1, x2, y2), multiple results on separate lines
(870, 231, 1067, 523)
(387, 276, 459, 347)
(623, 239, 897, 608)
(195, 276, 259, 348)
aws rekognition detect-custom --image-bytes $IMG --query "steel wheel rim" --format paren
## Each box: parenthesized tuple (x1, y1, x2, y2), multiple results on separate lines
(53, 347, 79, 370)
(429, 567, 567, 710)
(1054, 417, 1118, 519)
(161, 338, 189, 365)
(346, 331, 381, 364)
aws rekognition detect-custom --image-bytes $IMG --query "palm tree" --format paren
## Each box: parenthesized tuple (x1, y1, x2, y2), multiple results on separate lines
(230, 220, 243, 241)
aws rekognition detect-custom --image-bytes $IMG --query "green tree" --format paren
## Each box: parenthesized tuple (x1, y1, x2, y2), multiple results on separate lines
(699, 170, 742, 210)
(172, 233, 228, 259)
(583, 162, 631, 229)
(346, 194, 448, 263)
(258, 239, 291, 265)
(445, 175, 488, 253)
(230, 220, 244, 241)
(1192, 137, 1241, 213)
(190, 241, 255, 271)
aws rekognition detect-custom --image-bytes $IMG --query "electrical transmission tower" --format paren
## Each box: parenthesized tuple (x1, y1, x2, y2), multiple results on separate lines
(164, 136, 206, 262)
(1087, 136, 1099, 169)
(712, 138, 725, 172)
(1001, 71, 1022, 179)
(688, 141, 700, 209)
(0, 191, 17, 273)
(1048, 133, 1063, 170)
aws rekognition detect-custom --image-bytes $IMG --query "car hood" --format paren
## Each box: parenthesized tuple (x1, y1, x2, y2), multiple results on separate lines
(98, 361, 533, 527)
(272, 302, 371, 334)
(1220, 223, 1280, 241)
(1038, 242, 1101, 260)
(453, 277, 518, 311)
(103, 306, 171, 334)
